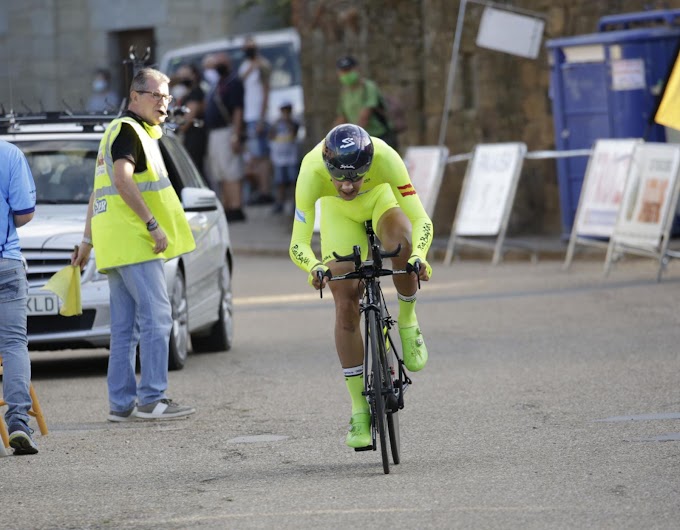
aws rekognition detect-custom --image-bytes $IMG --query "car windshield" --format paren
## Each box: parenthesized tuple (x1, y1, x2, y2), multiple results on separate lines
(18, 140, 97, 205)
(166, 42, 301, 90)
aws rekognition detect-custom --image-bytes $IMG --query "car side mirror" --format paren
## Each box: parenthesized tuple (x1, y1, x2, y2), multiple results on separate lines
(181, 187, 219, 212)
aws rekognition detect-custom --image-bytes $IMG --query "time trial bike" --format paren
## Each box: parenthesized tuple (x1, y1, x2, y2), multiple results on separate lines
(318, 221, 420, 474)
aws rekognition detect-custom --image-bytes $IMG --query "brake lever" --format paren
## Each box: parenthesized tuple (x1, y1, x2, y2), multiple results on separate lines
(317, 269, 333, 298)
(407, 260, 422, 290)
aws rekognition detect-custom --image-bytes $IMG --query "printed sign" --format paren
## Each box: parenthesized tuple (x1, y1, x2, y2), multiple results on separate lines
(574, 139, 640, 237)
(611, 59, 646, 91)
(403, 146, 449, 217)
(476, 6, 545, 59)
(455, 143, 527, 236)
(613, 143, 680, 248)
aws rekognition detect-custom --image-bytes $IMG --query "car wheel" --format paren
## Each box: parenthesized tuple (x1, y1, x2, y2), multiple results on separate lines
(168, 268, 189, 371)
(192, 261, 233, 353)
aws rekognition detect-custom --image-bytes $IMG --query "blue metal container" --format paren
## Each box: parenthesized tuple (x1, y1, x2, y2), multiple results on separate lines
(547, 9, 680, 236)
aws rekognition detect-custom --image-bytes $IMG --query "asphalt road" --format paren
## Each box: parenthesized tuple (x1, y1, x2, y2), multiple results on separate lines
(2, 255, 680, 529)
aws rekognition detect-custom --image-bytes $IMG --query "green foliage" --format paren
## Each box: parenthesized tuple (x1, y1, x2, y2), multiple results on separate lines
(236, 0, 292, 25)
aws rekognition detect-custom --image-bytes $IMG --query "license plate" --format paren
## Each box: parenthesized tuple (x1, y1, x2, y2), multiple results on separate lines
(27, 293, 61, 316)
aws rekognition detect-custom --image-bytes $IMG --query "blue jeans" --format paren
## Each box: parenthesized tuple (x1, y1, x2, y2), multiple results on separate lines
(245, 120, 270, 158)
(107, 259, 172, 412)
(273, 163, 298, 186)
(0, 258, 32, 428)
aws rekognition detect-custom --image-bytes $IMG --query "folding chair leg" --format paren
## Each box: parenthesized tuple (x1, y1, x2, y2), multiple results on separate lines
(28, 384, 48, 436)
(0, 416, 9, 451)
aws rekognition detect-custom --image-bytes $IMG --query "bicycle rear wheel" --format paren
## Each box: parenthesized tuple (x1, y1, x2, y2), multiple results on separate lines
(368, 309, 390, 474)
(385, 333, 401, 465)
(387, 411, 400, 465)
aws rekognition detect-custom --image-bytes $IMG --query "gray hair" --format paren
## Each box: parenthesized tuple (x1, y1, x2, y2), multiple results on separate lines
(130, 67, 170, 93)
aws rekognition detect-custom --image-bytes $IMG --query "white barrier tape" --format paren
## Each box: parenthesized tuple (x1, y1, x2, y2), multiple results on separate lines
(446, 148, 592, 165)
(525, 149, 592, 159)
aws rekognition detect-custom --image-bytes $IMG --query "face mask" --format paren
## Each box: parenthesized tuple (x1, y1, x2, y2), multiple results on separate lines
(204, 69, 219, 85)
(92, 78, 107, 92)
(216, 63, 230, 77)
(339, 71, 359, 86)
(244, 48, 256, 59)
(171, 84, 189, 101)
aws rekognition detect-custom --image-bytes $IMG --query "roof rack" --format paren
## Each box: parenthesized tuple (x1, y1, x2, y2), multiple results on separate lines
(0, 110, 121, 134)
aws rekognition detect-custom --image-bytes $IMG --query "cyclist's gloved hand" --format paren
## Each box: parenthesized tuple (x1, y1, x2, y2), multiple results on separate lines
(308, 263, 331, 289)
(408, 256, 432, 281)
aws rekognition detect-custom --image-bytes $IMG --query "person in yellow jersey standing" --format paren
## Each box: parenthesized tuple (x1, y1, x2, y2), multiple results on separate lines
(72, 68, 197, 422)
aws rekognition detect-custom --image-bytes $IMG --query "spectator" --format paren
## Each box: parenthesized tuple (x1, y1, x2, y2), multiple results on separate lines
(72, 68, 197, 422)
(86, 68, 121, 113)
(0, 140, 38, 455)
(238, 36, 274, 205)
(201, 54, 220, 92)
(334, 55, 396, 149)
(203, 53, 247, 222)
(268, 101, 299, 215)
(170, 64, 207, 175)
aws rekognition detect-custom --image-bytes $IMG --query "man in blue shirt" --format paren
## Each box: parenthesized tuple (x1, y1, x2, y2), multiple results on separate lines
(0, 139, 38, 454)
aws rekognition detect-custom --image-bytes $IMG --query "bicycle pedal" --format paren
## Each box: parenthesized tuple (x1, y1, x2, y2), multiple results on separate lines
(354, 445, 373, 452)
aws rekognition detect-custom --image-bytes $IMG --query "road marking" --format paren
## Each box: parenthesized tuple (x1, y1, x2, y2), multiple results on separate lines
(228, 434, 289, 443)
(124, 505, 567, 527)
(595, 412, 680, 422)
(234, 280, 485, 306)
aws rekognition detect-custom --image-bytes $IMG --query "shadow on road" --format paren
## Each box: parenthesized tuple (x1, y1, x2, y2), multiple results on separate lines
(28, 350, 109, 380)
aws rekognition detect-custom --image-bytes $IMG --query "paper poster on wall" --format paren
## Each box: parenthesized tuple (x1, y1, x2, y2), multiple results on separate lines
(613, 143, 680, 248)
(574, 138, 640, 237)
(611, 58, 646, 91)
(403, 146, 449, 217)
(455, 143, 527, 236)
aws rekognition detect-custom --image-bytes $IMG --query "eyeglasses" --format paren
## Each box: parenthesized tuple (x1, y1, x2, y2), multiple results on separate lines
(136, 90, 173, 103)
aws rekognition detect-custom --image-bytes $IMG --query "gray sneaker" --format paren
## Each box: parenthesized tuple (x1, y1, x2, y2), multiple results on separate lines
(135, 398, 195, 420)
(8, 423, 38, 455)
(107, 406, 137, 423)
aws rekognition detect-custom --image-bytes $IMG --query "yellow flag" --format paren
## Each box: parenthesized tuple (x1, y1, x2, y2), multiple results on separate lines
(655, 52, 680, 130)
(42, 266, 82, 316)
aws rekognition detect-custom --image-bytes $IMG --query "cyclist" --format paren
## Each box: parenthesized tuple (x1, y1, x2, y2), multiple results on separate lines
(289, 124, 433, 449)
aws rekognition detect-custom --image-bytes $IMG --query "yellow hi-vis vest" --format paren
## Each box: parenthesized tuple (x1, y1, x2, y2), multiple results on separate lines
(91, 117, 196, 271)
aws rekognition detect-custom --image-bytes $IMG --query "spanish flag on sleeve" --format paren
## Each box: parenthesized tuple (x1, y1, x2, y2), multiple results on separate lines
(655, 51, 680, 130)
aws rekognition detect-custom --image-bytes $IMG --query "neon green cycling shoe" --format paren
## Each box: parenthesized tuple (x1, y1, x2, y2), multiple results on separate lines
(399, 325, 428, 372)
(345, 412, 371, 449)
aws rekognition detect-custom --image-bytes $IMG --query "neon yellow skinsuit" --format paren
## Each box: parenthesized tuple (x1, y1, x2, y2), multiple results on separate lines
(289, 136, 433, 274)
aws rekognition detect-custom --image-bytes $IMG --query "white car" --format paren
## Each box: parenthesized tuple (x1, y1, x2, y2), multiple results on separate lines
(2, 113, 234, 370)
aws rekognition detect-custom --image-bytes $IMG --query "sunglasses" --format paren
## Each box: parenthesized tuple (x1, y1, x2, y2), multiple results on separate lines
(331, 172, 367, 183)
(326, 160, 368, 182)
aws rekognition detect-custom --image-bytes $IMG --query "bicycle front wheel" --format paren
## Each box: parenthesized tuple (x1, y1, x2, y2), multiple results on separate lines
(368, 309, 390, 474)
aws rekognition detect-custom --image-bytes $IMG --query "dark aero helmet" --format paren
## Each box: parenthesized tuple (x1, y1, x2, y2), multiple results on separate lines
(322, 124, 374, 181)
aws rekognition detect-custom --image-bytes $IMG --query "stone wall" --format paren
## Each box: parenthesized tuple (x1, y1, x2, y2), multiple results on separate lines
(2, 0, 679, 237)
(0, 0, 283, 112)
(292, 0, 680, 236)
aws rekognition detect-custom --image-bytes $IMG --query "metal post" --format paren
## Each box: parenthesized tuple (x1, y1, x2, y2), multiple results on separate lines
(438, 0, 467, 147)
